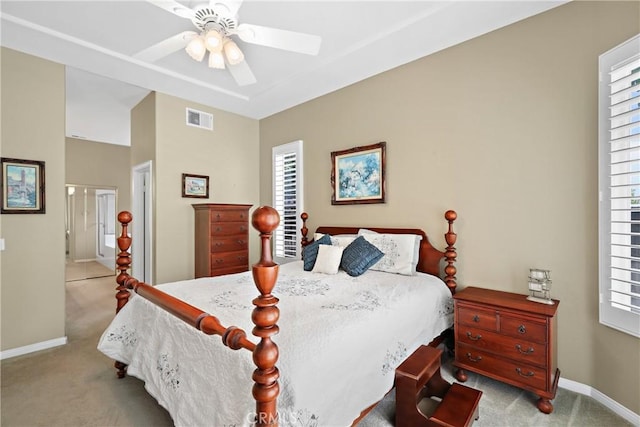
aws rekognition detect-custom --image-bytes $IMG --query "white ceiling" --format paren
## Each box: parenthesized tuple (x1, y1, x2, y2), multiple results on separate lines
(1, 0, 567, 145)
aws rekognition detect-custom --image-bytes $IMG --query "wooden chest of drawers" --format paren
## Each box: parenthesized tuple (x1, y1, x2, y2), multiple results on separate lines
(453, 287, 560, 414)
(193, 203, 252, 278)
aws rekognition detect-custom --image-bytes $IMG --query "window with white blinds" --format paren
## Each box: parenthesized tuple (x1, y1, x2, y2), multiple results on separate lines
(599, 34, 640, 338)
(272, 141, 304, 263)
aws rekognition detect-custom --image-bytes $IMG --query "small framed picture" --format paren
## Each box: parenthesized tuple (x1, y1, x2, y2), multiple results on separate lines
(182, 173, 209, 198)
(1, 157, 46, 214)
(331, 142, 386, 205)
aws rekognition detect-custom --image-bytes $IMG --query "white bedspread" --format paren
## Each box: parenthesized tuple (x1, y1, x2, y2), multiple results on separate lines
(98, 261, 453, 426)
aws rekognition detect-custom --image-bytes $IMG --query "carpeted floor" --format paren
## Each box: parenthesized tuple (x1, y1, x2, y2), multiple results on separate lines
(65, 260, 115, 282)
(0, 275, 634, 427)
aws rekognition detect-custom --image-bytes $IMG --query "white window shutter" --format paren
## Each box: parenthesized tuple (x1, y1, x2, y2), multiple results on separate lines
(273, 141, 304, 262)
(599, 34, 640, 338)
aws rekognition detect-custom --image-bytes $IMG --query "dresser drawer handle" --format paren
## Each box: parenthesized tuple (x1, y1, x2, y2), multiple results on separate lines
(240, 226, 246, 231)
(216, 227, 222, 232)
(515, 344, 534, 355)
(237, 240, 245, 245)
(465, 352, 482, 363)
(515, 367, 535, 377)
(466, 331, 482, 341)
(215, 242, 223, 247)
(472, 315, 480, 323)
(215, 259, 224, 264)
(518, 325, 526, 334)
(216, 213, 221, 220)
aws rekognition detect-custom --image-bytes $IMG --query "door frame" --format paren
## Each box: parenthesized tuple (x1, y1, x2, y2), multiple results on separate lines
(132, 161, 153, 284)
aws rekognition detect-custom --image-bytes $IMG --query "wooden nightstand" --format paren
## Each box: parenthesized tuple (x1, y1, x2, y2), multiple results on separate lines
(453, 286, 560, 414)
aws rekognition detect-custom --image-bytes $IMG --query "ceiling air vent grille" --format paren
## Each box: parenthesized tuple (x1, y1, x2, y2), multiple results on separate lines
(186, 108, 213, 130)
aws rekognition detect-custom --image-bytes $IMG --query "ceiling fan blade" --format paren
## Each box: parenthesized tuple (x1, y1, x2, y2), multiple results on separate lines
(133, 31, 196, 62)
(227, 60, 257, 86)
(235, 23, 321, 55)
(145, 0, 195, 19)
(210, 0, 244, 17)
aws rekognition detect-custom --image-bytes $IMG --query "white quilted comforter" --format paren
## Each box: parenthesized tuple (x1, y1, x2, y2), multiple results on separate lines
(98, 261, 453, 426)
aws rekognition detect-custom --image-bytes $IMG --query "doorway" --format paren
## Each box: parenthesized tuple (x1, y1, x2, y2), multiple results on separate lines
(132, 161, 153, 284)
(65, 184, 118, 281)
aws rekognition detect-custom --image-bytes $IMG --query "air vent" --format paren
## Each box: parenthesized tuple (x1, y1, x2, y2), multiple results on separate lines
(186, 108, 213, 130)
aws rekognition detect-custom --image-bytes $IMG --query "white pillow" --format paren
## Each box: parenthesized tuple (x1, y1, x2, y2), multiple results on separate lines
(311, 244, 345, 274)
(314, 232, 358, 247)
(358, 229, 422, 276)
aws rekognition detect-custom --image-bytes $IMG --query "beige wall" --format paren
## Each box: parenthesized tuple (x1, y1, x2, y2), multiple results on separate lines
(153, 93, 260, 284)
(66, 137, 131, 215)
(0, 48, 66, 350)
(131, 92, 156, 168)
(259, 1, 640, 414)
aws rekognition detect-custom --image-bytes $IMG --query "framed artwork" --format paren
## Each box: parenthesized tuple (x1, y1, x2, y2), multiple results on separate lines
(331, 141, 386, 205)
(182, 173, 209, 198)
(1, 157, 46, 214)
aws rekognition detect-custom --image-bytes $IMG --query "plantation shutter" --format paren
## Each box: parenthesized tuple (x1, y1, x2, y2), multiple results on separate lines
(273, 141, 304, 262)
(599, 34, 640, 337)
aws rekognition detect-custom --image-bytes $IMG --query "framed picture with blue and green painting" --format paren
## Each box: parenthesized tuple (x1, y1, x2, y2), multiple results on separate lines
(331, 141, 386, 205)
(1, 157, 46, 214)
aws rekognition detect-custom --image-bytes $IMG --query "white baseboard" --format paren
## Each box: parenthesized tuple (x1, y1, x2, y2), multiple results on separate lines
(559, 377, 640, 426)
(0, 336, 68, 360)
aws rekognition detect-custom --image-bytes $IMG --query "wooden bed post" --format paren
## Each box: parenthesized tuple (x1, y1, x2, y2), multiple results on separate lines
(300, 212, 310, 250)
(251, 206, 281, 427)
(115, 211, 133, 314)
(114, 211, 133, 378)
(444, 210, 458, 293)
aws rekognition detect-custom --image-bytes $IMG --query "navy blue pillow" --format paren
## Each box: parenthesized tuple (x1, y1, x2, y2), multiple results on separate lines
(303, 234, 332, 271)
(340, 236, 384, 277)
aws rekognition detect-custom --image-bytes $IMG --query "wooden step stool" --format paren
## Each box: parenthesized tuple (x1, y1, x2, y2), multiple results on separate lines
(395, 345, 482, 427)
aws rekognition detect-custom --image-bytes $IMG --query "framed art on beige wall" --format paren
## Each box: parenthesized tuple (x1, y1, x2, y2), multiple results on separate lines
(182, 173, 209, 198)
(1, 157, 46, 214)
(331, 141, 386, 205)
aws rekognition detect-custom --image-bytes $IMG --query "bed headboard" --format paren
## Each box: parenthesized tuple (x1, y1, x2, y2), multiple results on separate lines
(300, 211, 458, 294)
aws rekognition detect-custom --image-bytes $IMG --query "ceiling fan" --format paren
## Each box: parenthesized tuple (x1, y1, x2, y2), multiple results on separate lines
(134, 0, 322, 86)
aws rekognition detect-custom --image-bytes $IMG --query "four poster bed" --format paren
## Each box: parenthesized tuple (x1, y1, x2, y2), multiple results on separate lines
(98, 207, 458, 426)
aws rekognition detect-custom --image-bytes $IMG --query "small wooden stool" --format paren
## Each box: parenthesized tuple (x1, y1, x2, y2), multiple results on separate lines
(395, 345, 482, 427)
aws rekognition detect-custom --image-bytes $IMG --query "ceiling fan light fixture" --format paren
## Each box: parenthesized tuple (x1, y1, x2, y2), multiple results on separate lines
(185, 35, 206, 62)
(223, 39, 244, 65)
(208, 51, 225, 69)
(203, 30, 223, 52)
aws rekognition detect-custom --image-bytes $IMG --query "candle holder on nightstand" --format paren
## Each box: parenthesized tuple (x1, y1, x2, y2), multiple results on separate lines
(527, 268, 554, 305)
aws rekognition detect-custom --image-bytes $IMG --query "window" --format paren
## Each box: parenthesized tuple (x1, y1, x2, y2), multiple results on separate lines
(272, 141, 304, 263)
(599, 34, 640, 338)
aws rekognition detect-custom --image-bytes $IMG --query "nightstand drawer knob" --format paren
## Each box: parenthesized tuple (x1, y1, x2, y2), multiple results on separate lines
(466, 331, 482, 341)
(518, 325, 526, 334)
(473, 315, 480, 322)
(465, 352, 482, 363)
(515, 344, 534, 355)
(515, 367, 535, 377)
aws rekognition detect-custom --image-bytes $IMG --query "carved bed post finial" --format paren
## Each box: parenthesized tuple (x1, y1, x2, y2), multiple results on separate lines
(300, 212, 309, 252)
(251, 206, 281, 426)
(444, 210, 458, 293)
(114, 211, 133, 379)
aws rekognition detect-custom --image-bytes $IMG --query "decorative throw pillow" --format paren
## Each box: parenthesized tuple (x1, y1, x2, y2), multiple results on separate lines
(311, 245, 345, 275)
(358, 230, 422, 276)
(340, 236, 385, 277)
(314, 232, 358, 247)
(303, 233, 332, 271)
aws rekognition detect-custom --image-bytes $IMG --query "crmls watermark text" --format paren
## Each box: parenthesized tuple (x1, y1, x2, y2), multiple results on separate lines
(245, 411, 316, 426)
